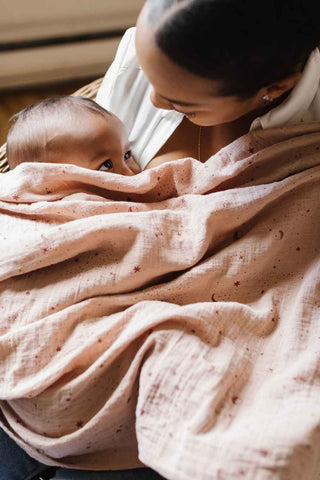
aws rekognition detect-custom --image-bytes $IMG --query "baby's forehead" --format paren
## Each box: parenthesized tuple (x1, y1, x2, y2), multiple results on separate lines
(61, 104, 109, 123)
(45, 108, 122, 151)
(50, 108, 109, 134)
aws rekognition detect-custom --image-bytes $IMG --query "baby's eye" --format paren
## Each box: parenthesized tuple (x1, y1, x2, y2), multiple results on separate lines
(124, 150, 132, 161)
(99, 159, 113, 171)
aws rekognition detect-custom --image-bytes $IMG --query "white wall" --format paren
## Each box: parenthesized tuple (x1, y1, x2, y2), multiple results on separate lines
(0, 0, 144, 42)
(0, 0, 144, 88)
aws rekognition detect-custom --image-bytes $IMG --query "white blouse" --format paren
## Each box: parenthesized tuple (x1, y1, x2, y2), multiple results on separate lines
(96, 27, 320, 171)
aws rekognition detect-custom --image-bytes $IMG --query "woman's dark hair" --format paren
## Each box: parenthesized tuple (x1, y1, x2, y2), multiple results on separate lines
(146, 0, 320, 99)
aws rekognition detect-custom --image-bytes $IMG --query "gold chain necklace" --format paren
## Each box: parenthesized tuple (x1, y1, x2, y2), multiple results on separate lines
(198, 126, 202, 162)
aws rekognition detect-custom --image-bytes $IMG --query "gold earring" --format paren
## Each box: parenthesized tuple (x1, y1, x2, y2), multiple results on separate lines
(262, 95, 273, 102)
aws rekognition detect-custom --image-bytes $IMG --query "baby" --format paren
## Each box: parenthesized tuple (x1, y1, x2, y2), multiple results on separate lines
(6, 96, 141, 176)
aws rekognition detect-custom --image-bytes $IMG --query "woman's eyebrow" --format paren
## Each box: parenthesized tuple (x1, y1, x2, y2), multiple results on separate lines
(160, 95, 198, 107)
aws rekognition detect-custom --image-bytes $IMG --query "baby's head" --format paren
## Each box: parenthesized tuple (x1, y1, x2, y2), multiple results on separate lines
(6, 96, 140, 175)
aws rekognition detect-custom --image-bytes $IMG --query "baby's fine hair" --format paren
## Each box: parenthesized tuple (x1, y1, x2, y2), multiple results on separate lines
(6, 96, 111, 169)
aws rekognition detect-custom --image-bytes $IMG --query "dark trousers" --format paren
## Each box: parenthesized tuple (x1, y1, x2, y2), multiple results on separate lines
(0, 428, 166, 480)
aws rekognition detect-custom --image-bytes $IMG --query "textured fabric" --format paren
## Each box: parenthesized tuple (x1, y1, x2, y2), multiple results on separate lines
(0, 122, 320, 479)
(96, 28, 320, 170)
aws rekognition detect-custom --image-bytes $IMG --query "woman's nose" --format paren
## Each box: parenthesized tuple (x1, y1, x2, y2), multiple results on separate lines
(150, 90, 173, 110)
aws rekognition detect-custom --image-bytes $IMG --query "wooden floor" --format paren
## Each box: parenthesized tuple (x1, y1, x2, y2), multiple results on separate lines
(0, 78, 96, 145)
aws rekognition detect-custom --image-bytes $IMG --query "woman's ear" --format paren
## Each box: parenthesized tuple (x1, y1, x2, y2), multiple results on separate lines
(262, 71, 303, 101)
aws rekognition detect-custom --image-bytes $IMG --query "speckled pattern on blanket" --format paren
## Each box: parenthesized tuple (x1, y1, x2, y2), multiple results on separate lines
(0, 122, 320, 480)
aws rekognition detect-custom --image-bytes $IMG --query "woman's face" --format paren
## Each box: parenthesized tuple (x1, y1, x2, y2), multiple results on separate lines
(135, 7, 271, 127)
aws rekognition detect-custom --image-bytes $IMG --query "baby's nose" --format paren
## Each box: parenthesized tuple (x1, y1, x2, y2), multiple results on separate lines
(124, 157, 141, 175)
(120, 165, 137, 176)
(130, 162, 141, 174)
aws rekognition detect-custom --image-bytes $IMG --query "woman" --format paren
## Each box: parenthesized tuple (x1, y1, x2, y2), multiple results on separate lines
(96, 0, 320, 172)
(1, 0, 320, 478)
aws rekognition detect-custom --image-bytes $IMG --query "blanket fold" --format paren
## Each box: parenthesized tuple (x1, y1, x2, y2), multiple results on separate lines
(0, 122, 320, 479)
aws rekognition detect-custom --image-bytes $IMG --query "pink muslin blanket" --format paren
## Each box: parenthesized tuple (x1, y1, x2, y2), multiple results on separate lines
(0, 122, 320, 479)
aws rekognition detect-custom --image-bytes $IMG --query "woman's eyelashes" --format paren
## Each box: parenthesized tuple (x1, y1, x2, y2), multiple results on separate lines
(172, 105, 197, 117)
(184, 112, 196, 118)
